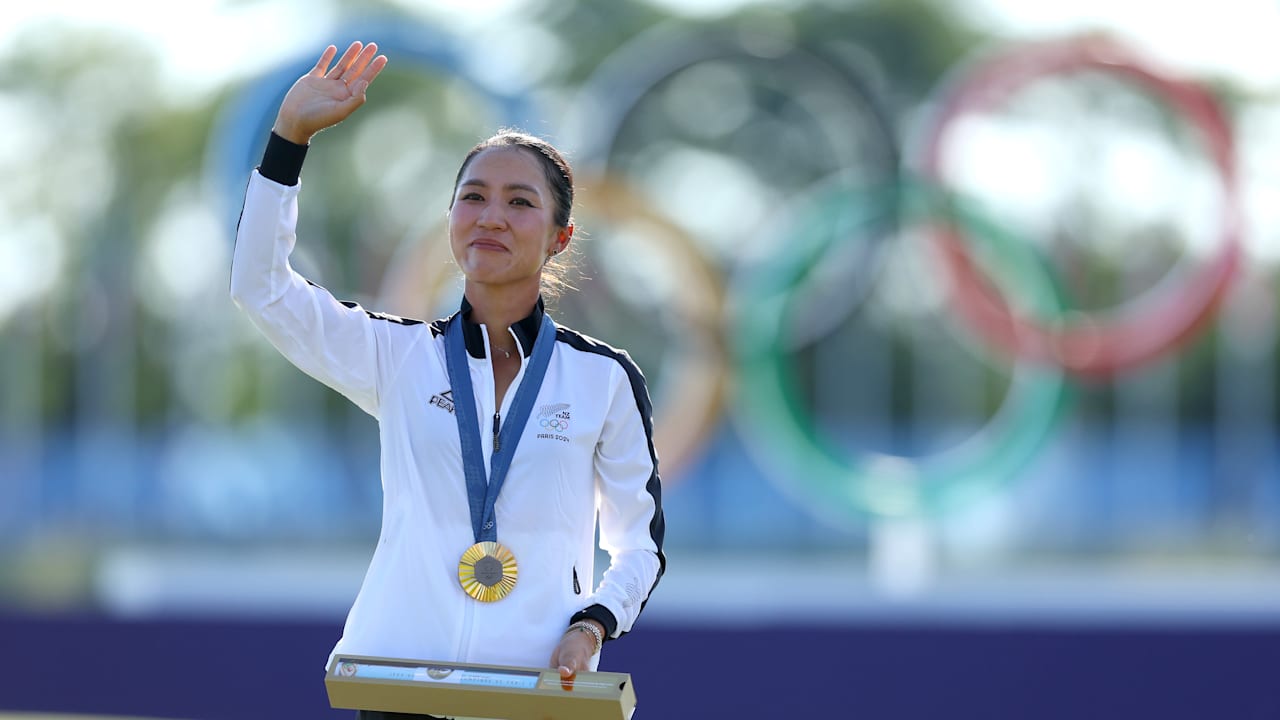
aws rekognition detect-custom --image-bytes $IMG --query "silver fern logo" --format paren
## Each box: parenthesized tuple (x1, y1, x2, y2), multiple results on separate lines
(538, 403, 570, 418)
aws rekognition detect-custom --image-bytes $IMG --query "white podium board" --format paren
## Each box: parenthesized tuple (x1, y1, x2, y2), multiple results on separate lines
(325, 654, 637, 720)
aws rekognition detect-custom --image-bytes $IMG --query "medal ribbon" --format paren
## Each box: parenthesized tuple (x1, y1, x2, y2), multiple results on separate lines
(445, 311, 557, 543)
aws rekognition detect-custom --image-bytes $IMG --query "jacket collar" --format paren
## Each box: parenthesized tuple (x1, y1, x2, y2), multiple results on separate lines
(457, 296, 546, 359)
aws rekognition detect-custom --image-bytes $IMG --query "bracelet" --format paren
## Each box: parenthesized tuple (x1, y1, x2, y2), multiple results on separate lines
(564, 620, 604, 655)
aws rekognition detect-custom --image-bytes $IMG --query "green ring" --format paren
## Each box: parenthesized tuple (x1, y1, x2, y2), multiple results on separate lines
(731, 177, 1072, 519)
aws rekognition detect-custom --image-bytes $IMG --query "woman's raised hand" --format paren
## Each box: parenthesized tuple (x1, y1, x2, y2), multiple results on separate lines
(272, 42, 389, 145)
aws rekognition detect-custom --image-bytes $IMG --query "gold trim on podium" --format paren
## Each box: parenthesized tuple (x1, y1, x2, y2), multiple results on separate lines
(325, 654, 637, 720)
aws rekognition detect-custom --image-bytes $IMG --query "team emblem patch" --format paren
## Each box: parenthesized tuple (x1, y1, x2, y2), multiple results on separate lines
(536, 403, 571, 442)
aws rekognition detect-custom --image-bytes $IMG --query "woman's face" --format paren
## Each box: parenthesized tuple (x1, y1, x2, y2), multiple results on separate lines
(448, 147, 569, 291)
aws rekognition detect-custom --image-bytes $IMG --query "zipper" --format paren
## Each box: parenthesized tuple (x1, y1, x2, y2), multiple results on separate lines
(457, 593, 475, 662)
(493, 412, 501, 453)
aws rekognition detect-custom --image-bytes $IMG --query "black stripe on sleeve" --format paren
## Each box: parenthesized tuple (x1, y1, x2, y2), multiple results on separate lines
(571, 605, 619, 639)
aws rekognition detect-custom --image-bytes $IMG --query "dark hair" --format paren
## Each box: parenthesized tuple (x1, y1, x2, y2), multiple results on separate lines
(450, 129, 579, 297)
(451, 129, 575, 227)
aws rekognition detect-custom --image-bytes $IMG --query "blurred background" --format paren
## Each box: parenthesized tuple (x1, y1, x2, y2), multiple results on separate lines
(1, 0, 1278, 718)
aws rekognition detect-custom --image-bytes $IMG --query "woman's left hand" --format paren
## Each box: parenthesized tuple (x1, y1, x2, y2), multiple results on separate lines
(272, 41, 387, 145)
(549, 620, 604, 678)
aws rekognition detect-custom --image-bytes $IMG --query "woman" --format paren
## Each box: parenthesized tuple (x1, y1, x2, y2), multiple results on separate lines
(229, 42, 666, 718)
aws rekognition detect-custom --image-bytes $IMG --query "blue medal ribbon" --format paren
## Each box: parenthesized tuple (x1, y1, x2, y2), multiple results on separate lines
(445, 311, 557, 543)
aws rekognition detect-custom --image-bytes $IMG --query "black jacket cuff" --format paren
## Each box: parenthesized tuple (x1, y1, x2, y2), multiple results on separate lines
(258, 131, 308, 186)
(570, 605, 618, 642)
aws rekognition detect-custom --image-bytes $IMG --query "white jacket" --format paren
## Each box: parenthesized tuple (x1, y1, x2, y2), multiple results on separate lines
(230, 167, 665, 670)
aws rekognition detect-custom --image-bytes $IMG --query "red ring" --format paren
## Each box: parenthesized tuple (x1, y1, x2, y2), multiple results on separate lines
(918, 36, 1242, 379)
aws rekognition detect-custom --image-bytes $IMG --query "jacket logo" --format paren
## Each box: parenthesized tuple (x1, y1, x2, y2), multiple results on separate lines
(537, 403, 570, 441)
(429, 389, 455, 414)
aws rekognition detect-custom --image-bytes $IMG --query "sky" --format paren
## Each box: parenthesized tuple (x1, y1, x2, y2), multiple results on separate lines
(0, 0, 1275, 95)
(961, 0, 1277, 94)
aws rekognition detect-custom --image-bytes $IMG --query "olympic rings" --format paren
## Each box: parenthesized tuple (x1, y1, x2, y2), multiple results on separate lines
(209, 22, 1239, 523)
(731, 177, 1070, 519)
(916, 35, 1242, 378)
(539, 418, 569, 431)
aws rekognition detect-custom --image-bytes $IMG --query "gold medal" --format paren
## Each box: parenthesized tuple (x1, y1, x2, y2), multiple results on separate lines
(458, 541, 518, 602)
